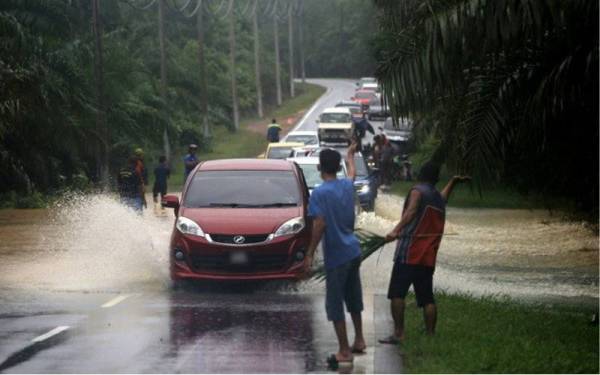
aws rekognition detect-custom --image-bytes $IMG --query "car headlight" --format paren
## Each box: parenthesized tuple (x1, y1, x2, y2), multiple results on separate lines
(176, 216, 205, 237)
(273, 217, 305, 238)
(359, 184, 370, 194)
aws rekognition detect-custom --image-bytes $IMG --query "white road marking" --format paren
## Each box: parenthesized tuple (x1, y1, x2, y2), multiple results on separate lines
(101, 294, 132, 308)
(31, 326, 69, 343)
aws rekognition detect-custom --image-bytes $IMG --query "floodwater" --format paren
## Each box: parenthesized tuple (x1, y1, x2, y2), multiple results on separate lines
(0, 192, 597, 306)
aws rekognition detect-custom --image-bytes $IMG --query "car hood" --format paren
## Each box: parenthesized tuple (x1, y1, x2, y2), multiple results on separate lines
(179, 206, 303, 235)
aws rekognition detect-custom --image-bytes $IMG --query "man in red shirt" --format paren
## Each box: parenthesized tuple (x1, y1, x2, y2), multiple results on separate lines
(379, 162, 470, 343)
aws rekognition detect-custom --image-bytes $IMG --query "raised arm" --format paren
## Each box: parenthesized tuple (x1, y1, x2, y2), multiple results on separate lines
(346, 141, 358, 181)
(440, 175, 471, 202)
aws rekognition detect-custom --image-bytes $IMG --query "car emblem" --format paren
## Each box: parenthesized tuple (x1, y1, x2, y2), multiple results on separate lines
(233, 235, 245, 244)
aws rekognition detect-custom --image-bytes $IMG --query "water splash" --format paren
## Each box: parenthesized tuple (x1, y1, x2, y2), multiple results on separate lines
(0, 194, 172, 293)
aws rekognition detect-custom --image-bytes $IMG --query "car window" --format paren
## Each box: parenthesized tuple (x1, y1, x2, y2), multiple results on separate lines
(354, 155, 369, 177)
(286, 135, 318, 145)
(185, 171, 300, 207)
(267, 147, 294, 159)
(355, 92, 375, 99)
(298, 163, 346, 189)
(320, 113, 351, 123)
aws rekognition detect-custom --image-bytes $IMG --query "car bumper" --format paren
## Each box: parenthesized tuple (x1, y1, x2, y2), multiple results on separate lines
(170, 232, 308, 281)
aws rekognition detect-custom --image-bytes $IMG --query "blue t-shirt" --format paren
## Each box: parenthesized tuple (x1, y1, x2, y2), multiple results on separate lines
(308, 178, 361, 270)
(183, 154, 199, 179)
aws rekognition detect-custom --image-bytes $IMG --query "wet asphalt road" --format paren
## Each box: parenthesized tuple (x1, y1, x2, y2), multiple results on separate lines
(0, 79, 401, 374)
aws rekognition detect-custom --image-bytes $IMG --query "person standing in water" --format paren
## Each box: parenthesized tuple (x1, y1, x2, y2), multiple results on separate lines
(152, 155, 170, 212)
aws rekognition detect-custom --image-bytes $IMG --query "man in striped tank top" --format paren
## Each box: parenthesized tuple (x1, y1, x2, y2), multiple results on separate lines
(379, 162, 470, 343)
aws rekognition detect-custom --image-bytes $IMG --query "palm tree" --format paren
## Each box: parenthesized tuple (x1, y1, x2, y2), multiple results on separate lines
(373, 0, 598, 215)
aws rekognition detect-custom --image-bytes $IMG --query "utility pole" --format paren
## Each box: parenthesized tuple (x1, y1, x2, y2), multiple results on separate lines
(252, 0, 264, 118)
(273, 14, 282, 106)
(92, 0, 109, 187)
(288, 2, 295, 97)
(158, 0, 171, 160)
(196, 0, 209, 137)
(298, 0, 306, 83)
(228, 0, 240, 130)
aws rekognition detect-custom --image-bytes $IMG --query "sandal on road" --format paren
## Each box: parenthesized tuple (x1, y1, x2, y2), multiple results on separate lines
(378, 335, 401, 345)
(326, 354, 353, 370)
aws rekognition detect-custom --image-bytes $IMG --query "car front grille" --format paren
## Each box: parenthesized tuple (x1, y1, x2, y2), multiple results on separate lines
(189, 252, 289, 273)
(209, 234, 270, 245)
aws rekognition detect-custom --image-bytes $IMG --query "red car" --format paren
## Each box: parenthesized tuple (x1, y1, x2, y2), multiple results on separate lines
(162, 159, 311, 282)
(351, 90, 378, 109)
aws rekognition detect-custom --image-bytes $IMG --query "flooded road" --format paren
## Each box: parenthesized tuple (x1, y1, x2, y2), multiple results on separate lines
(2, 189, 596, 302)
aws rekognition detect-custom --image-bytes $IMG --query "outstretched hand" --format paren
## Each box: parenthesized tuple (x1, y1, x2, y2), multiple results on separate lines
(348, 140, 358, 155)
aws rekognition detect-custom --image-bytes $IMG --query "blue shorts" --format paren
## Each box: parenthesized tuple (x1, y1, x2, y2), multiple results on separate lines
(325, 257, 363, 322)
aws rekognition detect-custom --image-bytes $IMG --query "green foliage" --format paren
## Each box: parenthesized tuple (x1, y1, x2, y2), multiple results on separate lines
(373, 0, 599, 217)
(400, 292, 599, 373)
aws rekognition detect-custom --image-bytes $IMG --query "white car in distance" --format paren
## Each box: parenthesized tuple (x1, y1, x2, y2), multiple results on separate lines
(316, 107, 354, 146)
(284, 130, 319, 146)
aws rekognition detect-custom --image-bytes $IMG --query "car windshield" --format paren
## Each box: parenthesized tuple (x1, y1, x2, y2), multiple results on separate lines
(355, 92, 375, 99)
(184, 170, 300, 208)
(267, 147, 294, 159)
(320, 113, 351, 123)
(286, 135, 318, 145)
(354, 155, 369, 177)
(369, 98, 381, 106)
(297, 163, 345, 189)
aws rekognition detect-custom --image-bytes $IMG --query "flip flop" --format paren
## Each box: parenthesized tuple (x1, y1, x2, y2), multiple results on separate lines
(378, 335, 401, 345)
(351, 346, 366, 354)
(326, 354, 353, 370)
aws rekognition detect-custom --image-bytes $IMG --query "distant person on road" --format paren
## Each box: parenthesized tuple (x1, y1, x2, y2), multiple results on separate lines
(352, 111, 374, 151)
(379, 163, 470, 344)
(117, 156, 145, 214)
(303, 142, 366, 369)
(134, 148, 148, 209)
(183, 144, 199, 182)
(153, 155, 170, 205)
(267, 118, 282, 143)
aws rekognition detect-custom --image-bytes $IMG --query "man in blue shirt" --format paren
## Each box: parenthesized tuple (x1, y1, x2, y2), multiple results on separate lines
(183, 144, 199, 182)
(304, 142, 365, 368)
(266, 118, 282, 142)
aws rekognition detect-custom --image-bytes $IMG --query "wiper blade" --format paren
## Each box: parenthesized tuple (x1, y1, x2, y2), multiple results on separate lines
(208, 203, 256, 208)
(255, 203, 298, 207)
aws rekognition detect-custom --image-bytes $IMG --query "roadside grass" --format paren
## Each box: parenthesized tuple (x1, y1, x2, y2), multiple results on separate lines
(399, 292, 599, 373)
(159, 82, 325, 191)
(390, 180, 549, 209)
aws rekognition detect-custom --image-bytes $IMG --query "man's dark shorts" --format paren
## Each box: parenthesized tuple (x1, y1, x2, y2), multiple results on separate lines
(325, 256, 363, 322)
(387, 262, 435, 307)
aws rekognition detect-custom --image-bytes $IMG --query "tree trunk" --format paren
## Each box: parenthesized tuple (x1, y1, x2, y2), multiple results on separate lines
(229, 0, 240, 130)
(288, 2, 295, 97)
(158, 0, 171, 160)
(273, 16, 282, 106)
(252, 0, 264, 118)
(298, 0, 306, 83)
(197, 0, 209, 137)
(92, 0, 109, 188)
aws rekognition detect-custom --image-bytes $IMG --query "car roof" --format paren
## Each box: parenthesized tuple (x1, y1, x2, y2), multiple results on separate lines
(336, 100, 361, 107)
(287, 156, 319, 165)
(355, 89, 377, 94)
(322, 107, 351, 114)
(267, 142, 305, 148)
(199, 158, 294, 171)
(286, 130, 318, 136)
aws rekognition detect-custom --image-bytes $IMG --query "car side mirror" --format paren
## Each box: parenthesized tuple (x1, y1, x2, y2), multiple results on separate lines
(315, 119, 320, 124)
(355, 82, 359, 87)
(350, 97, 355, 101)
(162, 195, 180, 215)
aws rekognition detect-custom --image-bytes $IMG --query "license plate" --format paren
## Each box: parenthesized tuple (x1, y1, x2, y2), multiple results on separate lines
(230, 251, 249, 265)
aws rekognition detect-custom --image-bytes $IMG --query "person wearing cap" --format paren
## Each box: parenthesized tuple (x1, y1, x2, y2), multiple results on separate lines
(267, 119, 282, 143)
(183, 144, 200, 181)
